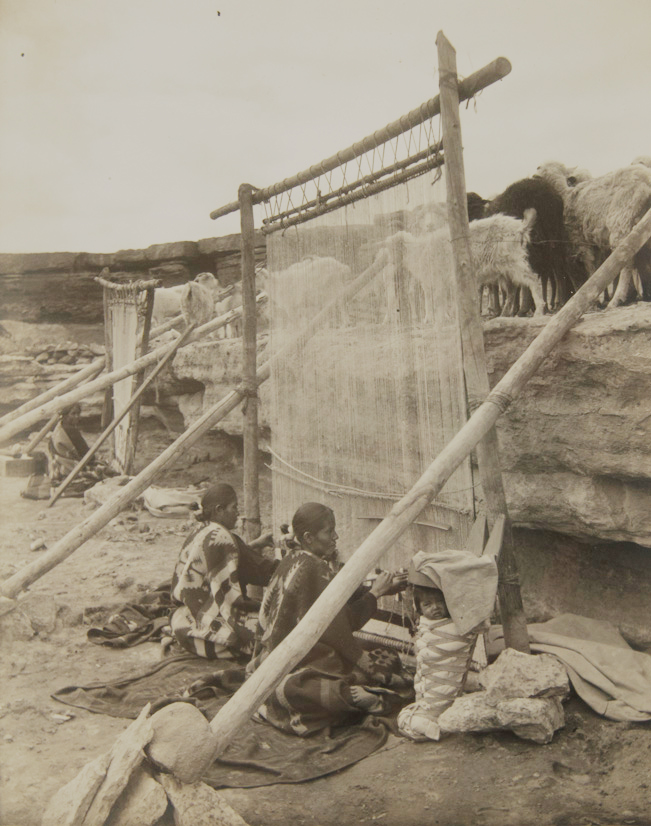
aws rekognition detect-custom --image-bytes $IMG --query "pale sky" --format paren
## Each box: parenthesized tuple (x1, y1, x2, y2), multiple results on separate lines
(0, 0, 649, 254)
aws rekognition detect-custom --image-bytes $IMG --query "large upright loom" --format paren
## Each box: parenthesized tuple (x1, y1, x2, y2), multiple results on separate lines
(264, 172, 475, 567)
(210, 42, 527, 647)
(212, 59, 511, 563)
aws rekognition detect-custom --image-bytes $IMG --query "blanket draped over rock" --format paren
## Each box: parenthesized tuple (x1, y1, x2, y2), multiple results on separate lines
(248, 548, 413, 736)
(489, 614, 651, 722)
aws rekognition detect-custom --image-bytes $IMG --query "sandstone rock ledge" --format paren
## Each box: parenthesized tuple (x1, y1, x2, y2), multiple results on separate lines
(171, 304, 651, 551)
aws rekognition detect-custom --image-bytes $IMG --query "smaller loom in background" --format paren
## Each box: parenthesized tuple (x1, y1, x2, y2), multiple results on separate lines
(96, 272, 158, 474)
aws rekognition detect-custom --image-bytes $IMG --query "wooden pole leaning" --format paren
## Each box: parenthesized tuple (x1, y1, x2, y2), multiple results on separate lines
(206, 207, 651, 755)
(0, 314, 182, 432)
(210, 57, 512, 220)
(0, 299, 264, 447)
(239, 183, 262, 541)
(0, 251, 391, 600)
(436, 31, 530, 653)
(0, 357, 106, 429)
(47, 324, 196, 507)
(23, 413, 59, 456)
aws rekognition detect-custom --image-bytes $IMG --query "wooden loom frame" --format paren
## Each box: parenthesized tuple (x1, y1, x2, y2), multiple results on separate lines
(210, 37, 529, 648)
(96, 273, 159, 475)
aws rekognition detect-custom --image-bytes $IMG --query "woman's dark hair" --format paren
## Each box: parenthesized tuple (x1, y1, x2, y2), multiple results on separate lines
(195, 483, 237, 523)
(291, 502, 334, 543)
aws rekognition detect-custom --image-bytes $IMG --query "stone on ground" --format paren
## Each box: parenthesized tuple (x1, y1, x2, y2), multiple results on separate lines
(104, 765, 168, 826)
(438, 693, 565, 744)
(479, 648, 569, 703)
(157, 774, 250, 826)
(146, 702, 217, 785)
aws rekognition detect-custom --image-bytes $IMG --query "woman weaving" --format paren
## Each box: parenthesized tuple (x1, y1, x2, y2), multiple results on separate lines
(170, 483, 277, 659)
(248, 502, 413, 735)
(48, 403, 114, 496)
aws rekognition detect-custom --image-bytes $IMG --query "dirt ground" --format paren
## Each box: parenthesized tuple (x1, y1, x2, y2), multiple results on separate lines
(1, 425, 650, 826)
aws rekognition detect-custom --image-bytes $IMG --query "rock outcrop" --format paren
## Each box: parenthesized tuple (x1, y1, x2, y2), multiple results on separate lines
(0, 234, 265, 323)
(170, 303, 651, 550)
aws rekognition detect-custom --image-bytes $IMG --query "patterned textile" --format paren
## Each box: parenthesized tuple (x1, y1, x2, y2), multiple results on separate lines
(249, 548, 413, 735)
(48, 421, 110, 496)
(171, 523, 276, 659)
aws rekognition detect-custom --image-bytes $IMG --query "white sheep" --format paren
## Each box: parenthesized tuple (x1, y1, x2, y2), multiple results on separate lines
(151, 272, 220, 328)
(536, 161, 651, 308)
(262, 256, 352, 331)
(180, 280, 215, 328)
(151, 284, 185, 326)
(213, 282, 244, 339)
(384, 208, 544, 319)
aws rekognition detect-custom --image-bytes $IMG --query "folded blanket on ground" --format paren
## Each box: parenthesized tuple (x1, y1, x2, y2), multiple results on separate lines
(488, 613, 651, 723)
(87, 582, 174, 647)
(52, 654, 391, 788)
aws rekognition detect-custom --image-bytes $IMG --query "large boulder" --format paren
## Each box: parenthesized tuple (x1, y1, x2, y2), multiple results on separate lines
(170, 304, 651, 549)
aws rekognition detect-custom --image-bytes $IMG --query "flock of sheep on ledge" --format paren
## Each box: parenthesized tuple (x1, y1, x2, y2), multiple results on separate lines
(151, 156, 651, 336)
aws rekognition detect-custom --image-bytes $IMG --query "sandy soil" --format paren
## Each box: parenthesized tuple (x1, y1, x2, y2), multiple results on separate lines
(1, 425, 650, 826)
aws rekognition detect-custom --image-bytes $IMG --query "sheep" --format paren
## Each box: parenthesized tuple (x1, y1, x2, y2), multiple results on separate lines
(151, 272, 220, 328)
(260, 256, 352, 332)
(484, 176, 586, 312)
(151, 284, 185, 326)
(467, 192, 489, 222)
(384, 208, 545, 319)
(536, 161, 651, 307)
(213, 281, 244, 339)
(632, 156, 651, 169)
(180, 280, 215, 328)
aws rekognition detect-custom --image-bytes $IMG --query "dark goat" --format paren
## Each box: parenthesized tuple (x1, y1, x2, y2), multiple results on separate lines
(467, 192, 489, 222)
(484, 177, 586, 310)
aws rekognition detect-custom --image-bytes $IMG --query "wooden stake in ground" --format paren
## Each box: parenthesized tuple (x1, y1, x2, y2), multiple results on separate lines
(437, 31, 530, 653)
(239, 182, 261, 542)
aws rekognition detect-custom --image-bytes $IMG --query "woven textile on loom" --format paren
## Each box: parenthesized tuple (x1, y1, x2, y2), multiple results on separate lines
(265, 170, 476, 573)
(103, 281, 153, 473)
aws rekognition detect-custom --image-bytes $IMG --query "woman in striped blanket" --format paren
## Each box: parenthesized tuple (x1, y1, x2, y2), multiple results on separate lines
(247, 502, 413, 735)
(170, 483, 277, 659)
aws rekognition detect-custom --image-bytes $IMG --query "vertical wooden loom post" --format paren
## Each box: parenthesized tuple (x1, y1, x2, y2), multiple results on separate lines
(437, 31, 530, 652)
(123, 285, 156, 474)
(239, 183, 262, 542)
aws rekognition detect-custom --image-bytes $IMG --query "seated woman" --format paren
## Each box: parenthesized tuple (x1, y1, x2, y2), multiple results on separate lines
(248, 502, 413, 736)
(48, 403, 113, 496)
(170, 483, 277, 660)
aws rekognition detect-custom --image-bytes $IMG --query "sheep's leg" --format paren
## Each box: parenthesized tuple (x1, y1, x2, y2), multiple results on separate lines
(500, 281, 517, 317)
(487, 285, 500, 317)
(517, 268, 546, 316)
(517, 287, 535, 316)
(607, 267, 634, 308)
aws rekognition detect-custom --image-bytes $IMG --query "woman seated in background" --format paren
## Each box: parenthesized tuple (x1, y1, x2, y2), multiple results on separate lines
(248, 502, 413, 735)
(170, 482, 277, 659)
(48, 403, 113, 496)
